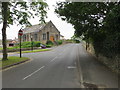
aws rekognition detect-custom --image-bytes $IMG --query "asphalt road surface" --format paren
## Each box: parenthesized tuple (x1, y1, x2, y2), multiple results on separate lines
(2, 43, 119, 88)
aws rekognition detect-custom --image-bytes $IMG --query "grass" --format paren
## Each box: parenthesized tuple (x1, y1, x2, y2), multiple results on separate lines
(0, 47, 19, 50)
(0, 48, 2, 50)
(21, 49, 50, 53)
(0, 56, 29, 68)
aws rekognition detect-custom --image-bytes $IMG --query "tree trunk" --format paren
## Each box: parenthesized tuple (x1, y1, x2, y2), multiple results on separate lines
(2, 2, 8, 60)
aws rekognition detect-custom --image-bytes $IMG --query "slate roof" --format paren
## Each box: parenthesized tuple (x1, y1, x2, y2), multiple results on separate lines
(23, 21, 60, 34)
(23, 23, 46, 34)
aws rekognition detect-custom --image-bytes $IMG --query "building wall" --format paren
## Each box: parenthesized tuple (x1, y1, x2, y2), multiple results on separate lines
(40, 22, 60, 44)
(20, 21, 60, 44)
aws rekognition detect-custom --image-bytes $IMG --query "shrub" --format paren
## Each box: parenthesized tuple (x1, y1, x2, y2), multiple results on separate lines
(46, 40, 53, 45)
(33, 41, 41, 47)
(75, 40, 80, 43)
(56, 40, 63, 45)
(21, 41, 31, 48)
(46, 45, 52, 48)
(21, 41, 41, 48)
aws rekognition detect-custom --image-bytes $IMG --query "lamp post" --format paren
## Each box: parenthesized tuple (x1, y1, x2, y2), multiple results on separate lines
(31, 35, 33, 51)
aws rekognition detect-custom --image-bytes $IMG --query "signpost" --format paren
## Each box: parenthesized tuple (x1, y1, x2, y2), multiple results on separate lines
(31, 34, 33, 51)
(18, 29, 23, 58)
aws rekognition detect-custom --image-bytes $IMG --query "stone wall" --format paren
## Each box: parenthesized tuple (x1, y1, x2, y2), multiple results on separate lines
(82, 41, 120, 74)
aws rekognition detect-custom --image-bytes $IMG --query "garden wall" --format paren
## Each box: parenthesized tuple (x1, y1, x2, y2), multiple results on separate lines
(82, 41, 120, 74)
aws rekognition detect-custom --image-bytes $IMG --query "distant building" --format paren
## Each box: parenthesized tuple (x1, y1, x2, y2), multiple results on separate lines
(19, 21, 60, 44)
(7, 38, 18, 47)
(60, 35, 65, 40)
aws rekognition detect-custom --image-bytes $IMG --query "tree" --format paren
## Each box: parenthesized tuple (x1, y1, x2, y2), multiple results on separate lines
(0, 1, 48, 60)
(55, 2, 120, 57)
(55, 2, 109, 49)
(1, 2, 9, 60)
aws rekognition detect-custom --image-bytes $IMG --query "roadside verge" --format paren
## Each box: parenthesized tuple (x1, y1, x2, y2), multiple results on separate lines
(0, 56, 30, 70)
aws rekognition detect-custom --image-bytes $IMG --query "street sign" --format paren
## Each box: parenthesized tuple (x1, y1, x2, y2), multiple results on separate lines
(18, 29, 23, 36)
(18, 29, 23, 58)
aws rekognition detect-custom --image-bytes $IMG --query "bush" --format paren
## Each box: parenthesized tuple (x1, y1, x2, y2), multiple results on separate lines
(21, 42, 31, 48)
(75, 40, 80, 43)
(21, 41, 41, 48)
(33, 41, 41, 47)
(46, 40, 53, 45)
(56, 40, 63, 45)
(46, 45, 52, 48)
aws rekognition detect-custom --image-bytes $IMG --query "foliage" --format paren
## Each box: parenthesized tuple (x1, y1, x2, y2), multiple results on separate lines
(1, 1, 48, 26)
(56, 40, 63, 45)
(46, 40, 54, 45)
(21, 41, 41, 48)
(55, 2, 120, 58)
(74, 40, 80, 43)
(46, 44, 52, 48)
(1, 1, 48, 60)
(33, 41, 41, 47)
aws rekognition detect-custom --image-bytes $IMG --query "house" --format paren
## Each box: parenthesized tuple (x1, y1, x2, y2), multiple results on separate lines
(20, 21, 60, 44)
(7, 38, 18, 47)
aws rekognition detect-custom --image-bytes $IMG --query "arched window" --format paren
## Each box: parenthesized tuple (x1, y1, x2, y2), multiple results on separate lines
(34, 33, 38, 41)
(42, 33, 46, 40)
(23, 34, 26, 42)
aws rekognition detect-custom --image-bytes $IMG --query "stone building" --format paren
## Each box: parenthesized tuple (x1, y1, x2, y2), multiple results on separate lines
(20, 21, 60, 44)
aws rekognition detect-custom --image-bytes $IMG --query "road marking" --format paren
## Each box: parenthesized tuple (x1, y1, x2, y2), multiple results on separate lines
(23, 66, 45, 80)
(50, 56, 58, 62)
(67, 66, 76, 69)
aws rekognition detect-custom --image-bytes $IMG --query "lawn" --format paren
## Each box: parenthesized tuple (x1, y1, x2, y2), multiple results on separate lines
(0, 48, 2, 50)
(0, 56, 29, 68)
(20, 49, 50, 53)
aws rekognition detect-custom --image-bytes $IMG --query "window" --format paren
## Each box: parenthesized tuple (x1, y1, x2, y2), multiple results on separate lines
(23, 34, 26, 41)
(43, 33, 46, 40)
(34, 34, 38, 41)
(27, 34, 29, 41)
(47, 32, 49, 40)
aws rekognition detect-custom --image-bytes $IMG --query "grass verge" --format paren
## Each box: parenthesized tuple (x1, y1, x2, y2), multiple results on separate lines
(0, 56, 29, 68)
(20, 49, 50, 53)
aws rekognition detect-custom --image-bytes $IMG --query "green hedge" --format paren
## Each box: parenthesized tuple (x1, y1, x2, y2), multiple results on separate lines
(46, 45, 52, 48)
(46, 40, 54, 45)
(21, 41, 41, 48)
(56, 40, 63, 45)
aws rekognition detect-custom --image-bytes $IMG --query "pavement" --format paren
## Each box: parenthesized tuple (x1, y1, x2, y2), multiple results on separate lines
(2, 43, 119, 88)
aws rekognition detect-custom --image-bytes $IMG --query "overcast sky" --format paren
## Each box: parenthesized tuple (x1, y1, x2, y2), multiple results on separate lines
(0, 0, 75, 40)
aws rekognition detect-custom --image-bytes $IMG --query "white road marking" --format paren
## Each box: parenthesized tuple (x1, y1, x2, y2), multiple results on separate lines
(50, 56, 58, 62)
(23, 66, 45, 80)
(67, 66, 76, 69)
(22, 45, 72, 80)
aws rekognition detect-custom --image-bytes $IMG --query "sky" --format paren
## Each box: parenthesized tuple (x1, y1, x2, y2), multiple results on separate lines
(0, 0, 75, 40)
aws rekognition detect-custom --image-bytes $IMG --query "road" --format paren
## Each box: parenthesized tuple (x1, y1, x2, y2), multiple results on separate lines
(2, 43, 119, 88)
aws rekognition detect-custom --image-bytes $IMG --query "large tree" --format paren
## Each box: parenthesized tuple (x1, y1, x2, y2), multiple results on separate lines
(0, 1, 48, 60)
(55, 2, 120, 57)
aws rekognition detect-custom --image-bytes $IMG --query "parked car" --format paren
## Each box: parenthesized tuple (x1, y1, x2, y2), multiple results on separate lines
(40, 44, 46, 49)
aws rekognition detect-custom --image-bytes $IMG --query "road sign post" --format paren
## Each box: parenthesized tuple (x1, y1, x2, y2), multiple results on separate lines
(31, 35, 33, 51)
(18, 29, 23, 58)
